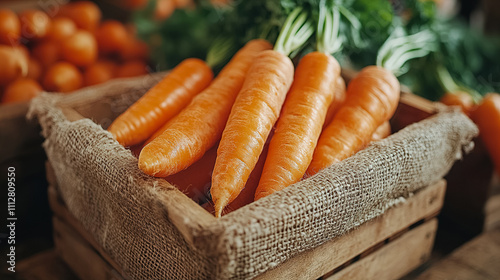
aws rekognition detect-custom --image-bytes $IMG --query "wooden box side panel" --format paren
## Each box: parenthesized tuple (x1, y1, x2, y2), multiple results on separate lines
(256, 180, 446, 280)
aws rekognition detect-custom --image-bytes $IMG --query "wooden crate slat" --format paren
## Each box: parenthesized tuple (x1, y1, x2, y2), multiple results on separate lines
(254, 180, 445, 280)
(53, 217, 124, 280)
(326, 219, 438, 280)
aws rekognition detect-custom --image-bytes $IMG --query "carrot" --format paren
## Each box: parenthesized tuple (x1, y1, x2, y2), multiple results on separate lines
(108, 58, 213, 147)
(323, 76, 346, 128)
(210, 50, 294, 215)
(138, 39, 273, 177)
(254, 51, 339, 200)
(470, 93, 500, 175)
(371, 121, 391, 141)
(439, 91, 476, 116)
(210, 8, 313, 216)
(306, 66, 400, 176)
(203, 137, 270, 216)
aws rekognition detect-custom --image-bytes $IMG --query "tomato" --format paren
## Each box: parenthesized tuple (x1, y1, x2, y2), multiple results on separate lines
(1, 78, 42, 104)
(61, 30, 98, 67)
(84, 60, 117, 86)
(0, 9, 20, 45)
(95, 20, 128, 54)
(174, 0, 193, 8)
(0, 45, 28, 86)
(43, 62, 83, 93)
(32, 39, 60, 68)
(27, 57, 43, 81)
(46, 17, 77, 42)
(120, 37, 149, 61)
(116, 60, 149, 78)
(64, 1, 101, 31)
(18, 9, 51, 40)
(155, 0, 176, 21)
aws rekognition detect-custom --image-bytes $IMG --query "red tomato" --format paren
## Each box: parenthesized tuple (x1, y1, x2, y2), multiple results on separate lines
(32, 39, 60, 68)
(0, 9, 21, 45)
(18, 9, 51, 40)
(43, 62, 83, 93)
(61, 30, 98, 67)
(46, 17, 77, 42)
(63, 1, 101, 31)
(27, 57, 43, 81)
(0, 45, 28, 86)
(116, 60, 149, 78)
(84, 60, 117, 86)
(95, 20, 128, 54)
(1, 78, 42, 104)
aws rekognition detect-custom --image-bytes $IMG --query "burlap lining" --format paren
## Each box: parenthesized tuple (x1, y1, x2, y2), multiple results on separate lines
(28, 74, 478, 280)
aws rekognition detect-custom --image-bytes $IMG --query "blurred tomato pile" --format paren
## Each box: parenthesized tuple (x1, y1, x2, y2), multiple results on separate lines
(0, 1, 150, 105)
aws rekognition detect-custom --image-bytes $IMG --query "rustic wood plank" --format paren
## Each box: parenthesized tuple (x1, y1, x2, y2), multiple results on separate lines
(16, 250, 77, 280)
(416, 228, 500, 280)
(327, 219, 438, 280)
(53, 217, 124, 280)
(48, 185, 127, 278)
(256, 180, 446, 280)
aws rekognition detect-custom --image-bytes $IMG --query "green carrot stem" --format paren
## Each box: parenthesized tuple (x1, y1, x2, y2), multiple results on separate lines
(274, 7, 314, 57)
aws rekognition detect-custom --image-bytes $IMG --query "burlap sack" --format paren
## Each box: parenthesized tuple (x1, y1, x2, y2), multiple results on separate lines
(28, 74, 478, 280)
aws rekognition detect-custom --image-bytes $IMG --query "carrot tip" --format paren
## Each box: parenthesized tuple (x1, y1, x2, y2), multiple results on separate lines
(214, 196, 228, 218)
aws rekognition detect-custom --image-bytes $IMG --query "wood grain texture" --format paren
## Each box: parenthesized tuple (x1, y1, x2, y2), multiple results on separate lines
(16, 250, 77, 280)
(417, 228, 500, 280)
(53, 217, 124, 280)
(327, 219, 438, 280)
(256, 180, 446, 280)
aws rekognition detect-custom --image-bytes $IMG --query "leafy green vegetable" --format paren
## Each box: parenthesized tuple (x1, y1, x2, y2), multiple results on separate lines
(397, 0, 500, 100)
(133, 0, 500, 101)
(133, 0, 224, 70)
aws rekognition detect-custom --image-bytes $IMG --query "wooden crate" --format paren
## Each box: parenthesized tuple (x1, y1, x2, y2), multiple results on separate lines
(391, 91, 497, 241)
(46, 161, 446, 280)
(35, 72, 477, 279)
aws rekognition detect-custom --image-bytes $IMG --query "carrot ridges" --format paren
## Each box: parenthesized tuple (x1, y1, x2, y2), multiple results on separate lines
(211, 50, 295, 217)
(138, 39, 273, 177)
(108, 58, 213, 147)
(254, 51, 340, 200)
(306, 65, 400, 176)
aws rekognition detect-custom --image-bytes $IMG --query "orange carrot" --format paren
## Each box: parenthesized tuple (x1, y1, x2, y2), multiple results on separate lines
(203, 138, 270, 216)
(470, 93, 500, 175)
(306, 66, 400, 176)
(108, 58, 213, 147)
(323, 76, 346, 128)
(210, 49, 295, 216)
(254, 51, 340, 200)
(439, 91, 476, 116)
(371, 121, 391, 141)
(138, 39, 273, 177)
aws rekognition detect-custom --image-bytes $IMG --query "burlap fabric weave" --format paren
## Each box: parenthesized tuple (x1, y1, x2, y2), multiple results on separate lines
(29, 73, 478, 280)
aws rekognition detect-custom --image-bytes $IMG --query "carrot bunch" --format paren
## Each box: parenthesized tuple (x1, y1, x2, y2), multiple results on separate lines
(116, 4, 443, 217)
(0, 1, 150, 105)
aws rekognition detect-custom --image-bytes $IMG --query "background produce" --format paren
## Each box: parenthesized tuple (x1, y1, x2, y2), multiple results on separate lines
(0, 0, 150, 105)
(134, 0, 500, 101)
